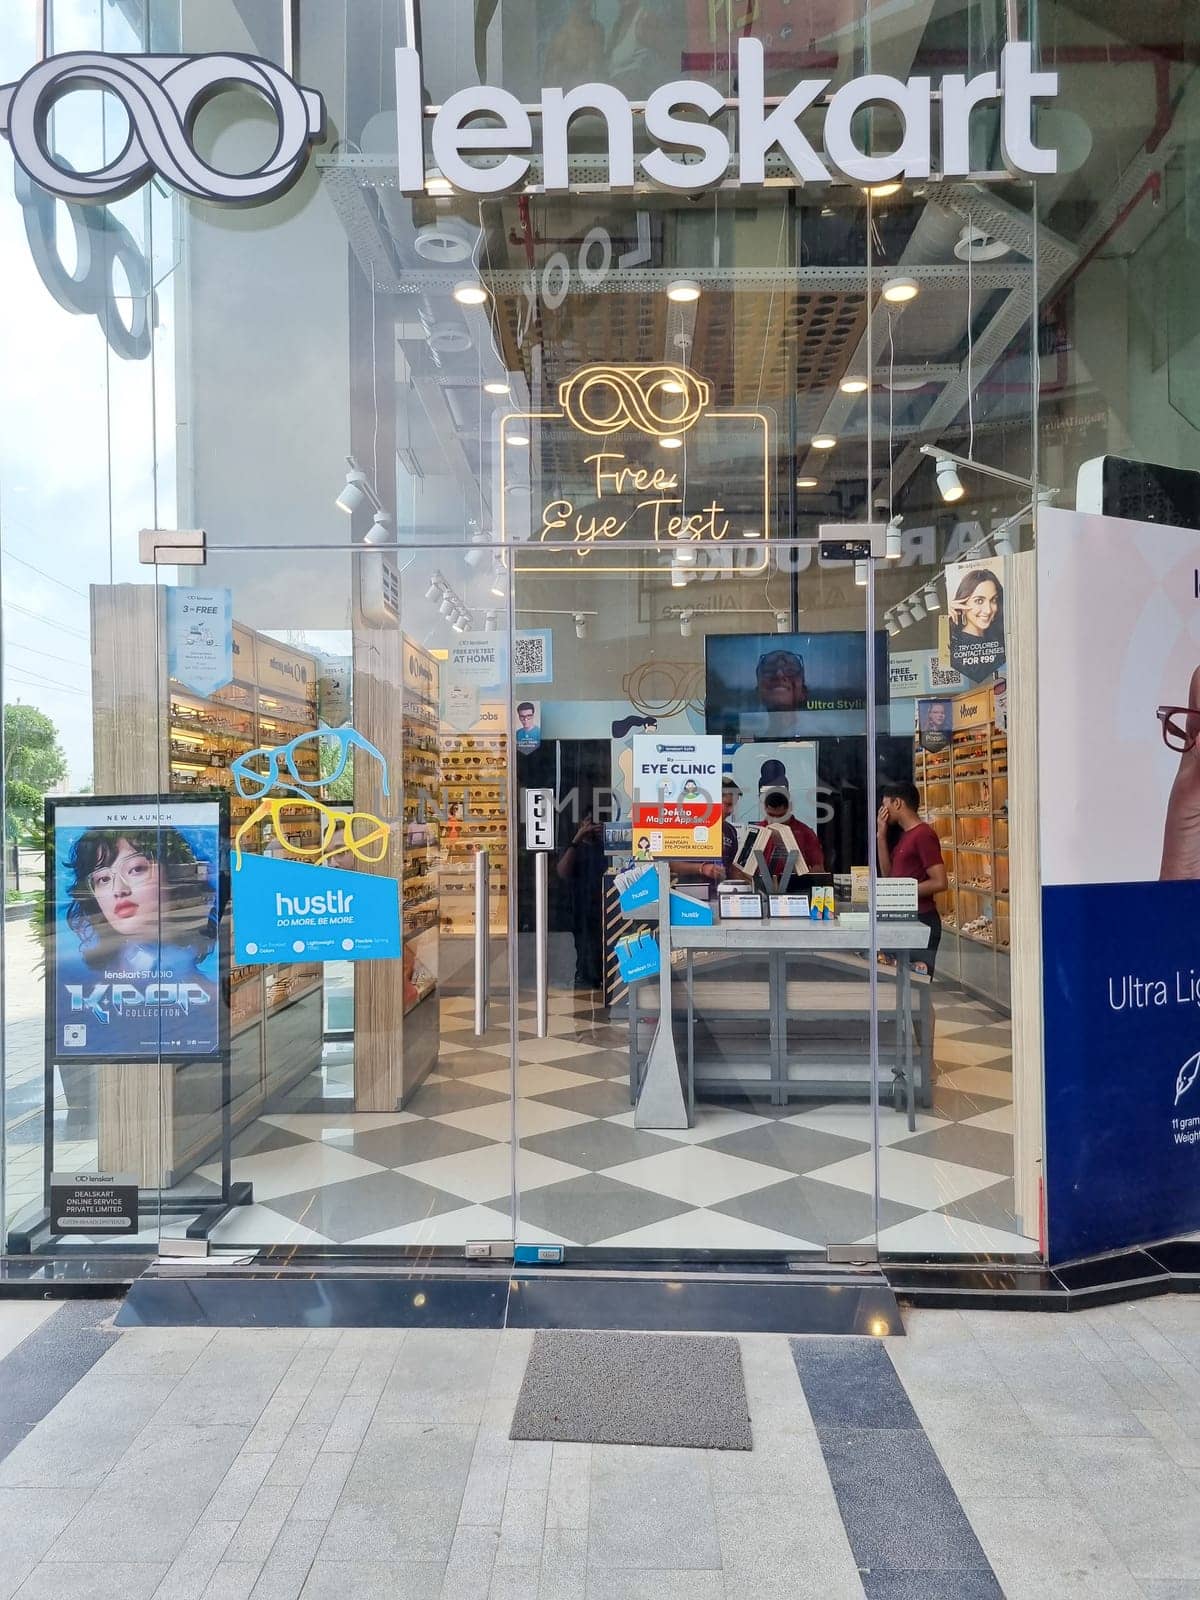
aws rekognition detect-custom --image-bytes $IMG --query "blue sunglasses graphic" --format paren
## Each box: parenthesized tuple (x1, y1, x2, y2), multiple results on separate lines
(231, 725, 390, 801)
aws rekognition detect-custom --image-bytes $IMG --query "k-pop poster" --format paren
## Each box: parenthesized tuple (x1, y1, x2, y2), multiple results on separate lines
(48, 796, 226, 1062)
(944, 557, 1007, 683)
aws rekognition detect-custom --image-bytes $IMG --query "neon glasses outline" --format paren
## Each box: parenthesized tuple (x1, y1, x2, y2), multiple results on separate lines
(234, 796, 390, 868)
(231, 726, 390, 801)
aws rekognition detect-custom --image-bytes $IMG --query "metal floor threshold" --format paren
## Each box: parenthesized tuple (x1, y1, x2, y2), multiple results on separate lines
(114, 1258, 902, 1335)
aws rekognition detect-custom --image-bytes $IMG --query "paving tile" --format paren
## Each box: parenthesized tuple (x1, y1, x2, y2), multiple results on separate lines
(153, 1518, 239, 1600)
(538, 1524, 586, 1599)
(961, 1493, 1148, 1598)
(705, 1121, 871, 1175)
(496, 1485, 548, 1566)
(712, 1174, 920, 1246)
(202, 1564, 263, 1599)
(1050, 1433, 1200, 1578)
(47, 1425, 247, 1564)
(297, 1563, 446, 1598)
(489, 1565, 541, 1599)
(546, 1443, 590, 1530)
(405, 1079, 511, 1117)
(711, 1489, 864, 1597)
(246, 1518, 324, 1600)
(376, 1328, 500, 1425)
(319, 1422, 475, 1562)
(587, 1451, 719, 1570)
(514, 1173, 689, 1247)
(528, 1080, 634, 1121)
(0, 1300, 119, 1430)
(890, 1121, 1014, 1175)
(266, 1167, 469, 1242)
(13, 1563, 170, 1599)
(861, 1574, 1003, 1599)
(792, 1338, 921, 1431)
(225, 1484, 301, 1564)
(0, 1486, 92, 1600)
(519, 1120, 678, 1172)
(441, 1524, 500, 1600)
(0, 1373, 180, 1490)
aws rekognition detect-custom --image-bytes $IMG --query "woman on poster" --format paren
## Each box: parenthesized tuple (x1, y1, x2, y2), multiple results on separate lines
(948, 566, 1006, 683)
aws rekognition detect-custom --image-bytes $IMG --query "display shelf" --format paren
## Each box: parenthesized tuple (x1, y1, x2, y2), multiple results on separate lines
(402, 641, 443, 1020)
(438, 731, 509, 937)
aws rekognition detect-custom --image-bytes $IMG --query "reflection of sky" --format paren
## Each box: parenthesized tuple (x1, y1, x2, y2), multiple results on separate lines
(1, 1, 175, 790)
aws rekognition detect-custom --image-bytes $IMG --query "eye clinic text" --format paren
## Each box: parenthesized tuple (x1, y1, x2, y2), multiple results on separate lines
(396, 40, 1058, 197)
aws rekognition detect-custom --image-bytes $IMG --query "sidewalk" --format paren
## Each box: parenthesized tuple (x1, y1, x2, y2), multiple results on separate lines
(0, 1298, 1199, 1598)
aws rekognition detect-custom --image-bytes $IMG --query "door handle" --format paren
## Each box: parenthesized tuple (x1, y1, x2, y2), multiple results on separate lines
(535, 848, 549, 1038)
(473, 846, 490, 1036)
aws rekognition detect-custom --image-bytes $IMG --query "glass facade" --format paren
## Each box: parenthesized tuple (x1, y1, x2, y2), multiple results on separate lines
(1, 0, 1197, 1267)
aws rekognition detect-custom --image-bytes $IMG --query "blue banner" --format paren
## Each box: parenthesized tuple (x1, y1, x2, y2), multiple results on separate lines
(234, 853, 400, 965)
(1044, 880, 1200, 1259)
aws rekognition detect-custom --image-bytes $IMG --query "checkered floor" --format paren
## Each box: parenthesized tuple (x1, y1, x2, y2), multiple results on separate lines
(200, 987, 1035, 1256)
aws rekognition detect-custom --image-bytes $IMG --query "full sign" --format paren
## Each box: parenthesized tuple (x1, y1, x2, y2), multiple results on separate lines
(2, 38, 1058, 207)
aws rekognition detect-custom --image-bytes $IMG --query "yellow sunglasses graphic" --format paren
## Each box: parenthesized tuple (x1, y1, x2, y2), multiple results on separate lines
(234, 796, 391, 869)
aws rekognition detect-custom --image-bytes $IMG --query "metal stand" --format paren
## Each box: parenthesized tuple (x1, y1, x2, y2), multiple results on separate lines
(634, 861, 689, 1129)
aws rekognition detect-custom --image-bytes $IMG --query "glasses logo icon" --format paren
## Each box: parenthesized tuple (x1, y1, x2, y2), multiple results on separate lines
(0, 51, 326, 206)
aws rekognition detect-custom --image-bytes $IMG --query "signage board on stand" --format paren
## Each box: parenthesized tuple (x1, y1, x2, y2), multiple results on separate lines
(631, 734, 722, 859)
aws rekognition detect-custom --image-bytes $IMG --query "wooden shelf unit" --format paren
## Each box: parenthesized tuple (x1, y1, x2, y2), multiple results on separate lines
(438, 732, 509, 937)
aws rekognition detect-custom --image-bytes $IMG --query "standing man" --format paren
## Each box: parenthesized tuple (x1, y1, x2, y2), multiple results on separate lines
(876, 780, 947, 975)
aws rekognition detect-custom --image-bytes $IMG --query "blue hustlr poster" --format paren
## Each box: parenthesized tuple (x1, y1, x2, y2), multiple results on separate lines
(233, 852, 400, 965)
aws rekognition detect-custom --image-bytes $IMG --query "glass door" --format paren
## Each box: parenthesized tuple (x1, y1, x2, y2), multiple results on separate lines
(134, 544, 518, 1254)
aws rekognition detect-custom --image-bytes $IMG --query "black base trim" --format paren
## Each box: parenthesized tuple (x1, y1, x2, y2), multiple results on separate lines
(887, 1240, 1200, 1311)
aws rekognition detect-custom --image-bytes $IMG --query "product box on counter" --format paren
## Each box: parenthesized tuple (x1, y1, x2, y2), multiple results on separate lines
(718, 888, 763, 919)
(767, 894, 809, 918)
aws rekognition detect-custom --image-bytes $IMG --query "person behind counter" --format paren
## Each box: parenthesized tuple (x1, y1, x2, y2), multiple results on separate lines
(698, 776, 743, 883)
(755, 781, 825, 887)
(876, 779, 947, 976)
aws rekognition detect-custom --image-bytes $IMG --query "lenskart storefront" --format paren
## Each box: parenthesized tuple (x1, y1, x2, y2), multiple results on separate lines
(1, 0, 1199, 1305)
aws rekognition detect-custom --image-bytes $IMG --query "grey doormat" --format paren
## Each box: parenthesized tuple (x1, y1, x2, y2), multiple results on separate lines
(509, 1329, 752, 1450)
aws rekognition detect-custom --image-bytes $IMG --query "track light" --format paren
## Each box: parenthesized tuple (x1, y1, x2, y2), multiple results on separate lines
(452, 613, 468, 633)
(670, 564, 689, 588)
(453, 279, 489, 306)
(667, 278, 701, 303)
(854, 560, 868, 587)
(425, 578, 442, 602)
(490, 568, 505, 599)
(484, 610, 498, 631)
(881, 276, 919, 304)
(364, 510, 391, 545)
(934, 453, 965, 504)
(680, 610, 693, 638)
(439, 594, 454, 617)
(908, 596, 926, 622)
(336, 463, 369, 516)
(885, 518, 903, 560)
(775, 612, 788, 633)
(922, 583, 940, 611)
(885, 612, 900, 637)
(675, 544, 696, 565)
(896, 604, 912, 628)
(465, 532, 490, 567)
(994, 526, 1015, 556)
(574, 613, 587, 639)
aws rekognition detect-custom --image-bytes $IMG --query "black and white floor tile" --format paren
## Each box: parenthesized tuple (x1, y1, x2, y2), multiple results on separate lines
(202, 989, 1035, 1254)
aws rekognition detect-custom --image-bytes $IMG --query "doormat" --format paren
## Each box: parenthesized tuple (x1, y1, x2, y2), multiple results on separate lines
(509, 1329, 752, 1449)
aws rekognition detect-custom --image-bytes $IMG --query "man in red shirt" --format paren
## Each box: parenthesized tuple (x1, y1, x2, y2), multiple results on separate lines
(755, 782, 825, 888)
(876, 780, 947, 975)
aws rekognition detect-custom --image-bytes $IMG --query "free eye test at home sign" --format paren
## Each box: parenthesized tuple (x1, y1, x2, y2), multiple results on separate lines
(1, 39, 1059, 207)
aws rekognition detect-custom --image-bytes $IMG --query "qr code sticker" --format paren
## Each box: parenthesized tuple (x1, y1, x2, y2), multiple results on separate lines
(514, 630, 551, 683)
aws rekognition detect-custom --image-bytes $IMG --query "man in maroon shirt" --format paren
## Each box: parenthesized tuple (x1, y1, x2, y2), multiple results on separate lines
(876, 780, 947, 975)
(755, 783, 825, 888)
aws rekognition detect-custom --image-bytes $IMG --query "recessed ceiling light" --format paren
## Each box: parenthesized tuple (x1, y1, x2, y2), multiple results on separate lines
(865, 181, 902, 199)
(483, 380, 510, 396)
(666, 278, 701, 303)
(507, 431, 530, 447)
(660, 435, 683, 449)
(811, 434, 837, 450)
(742, 526, 762, 538)
(881, 276, 919, 304)
(795, 476, 819, 489)
(839, 376, 869, 394)
(453, 279, 489, 306)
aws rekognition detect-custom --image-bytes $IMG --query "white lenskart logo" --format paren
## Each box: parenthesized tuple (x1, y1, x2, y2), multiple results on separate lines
(396, 39, 1059, 196)
(0, 52, 326, 205)
(1176, 1050, 1200, 1106)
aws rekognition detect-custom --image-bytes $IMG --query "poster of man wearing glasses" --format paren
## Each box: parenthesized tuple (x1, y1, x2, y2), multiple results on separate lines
(47, 795, 226, 1062)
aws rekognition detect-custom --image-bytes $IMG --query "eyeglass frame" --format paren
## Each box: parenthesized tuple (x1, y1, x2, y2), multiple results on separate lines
(231, 726, 391, 801)
(1158, 705, 1200, 753)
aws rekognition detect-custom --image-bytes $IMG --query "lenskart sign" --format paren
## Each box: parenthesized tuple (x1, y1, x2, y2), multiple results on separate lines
(398, 40, 1059, 195)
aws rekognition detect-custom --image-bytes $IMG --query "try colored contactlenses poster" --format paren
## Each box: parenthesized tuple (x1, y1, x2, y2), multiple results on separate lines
(49, 797, 224, 1062)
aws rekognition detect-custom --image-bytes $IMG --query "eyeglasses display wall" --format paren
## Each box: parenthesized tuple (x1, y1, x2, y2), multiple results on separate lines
(439, 733, 508, 937)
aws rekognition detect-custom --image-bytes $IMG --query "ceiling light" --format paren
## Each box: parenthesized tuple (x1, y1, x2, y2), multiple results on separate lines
(335, 464, 369, 516)
(660, 435, 683, 450)
(742, 526, 762, 539)
(679, 610, 693, 638)
(484, 379, 510, 396)
(885, 518, 903, 560)
(934, 453, 965, 504)
(670, 564, 689, 588)
(574, 613, 588, 639)
(885, 612, 900, 637)
(896, 604, 911, 628)
(424, 578, 442, 602)
(796, 476, 819, 490)
(452, 614, 468, 633)
(811, 434, 837, 450)
(854, 560, 868, 587)
(881, 275, 920, 304)
(908, 596, 927, 622)
(840, 376, 869, 395)
(507, 431, 530, 448)
(675, 544, 696, 564)
(490, 566, 505, 599)
(439, 594, 454, 616)
(667, 278, 701, 303)
(453, 279, 489, 306)
(484, 610, 498, 631)
(922, 583, 941, 611)
(775, 612, 788, 633)
(364, 510, 391, 545)
(865, 181, 902, 199)
(994, 526, 1015, 556)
